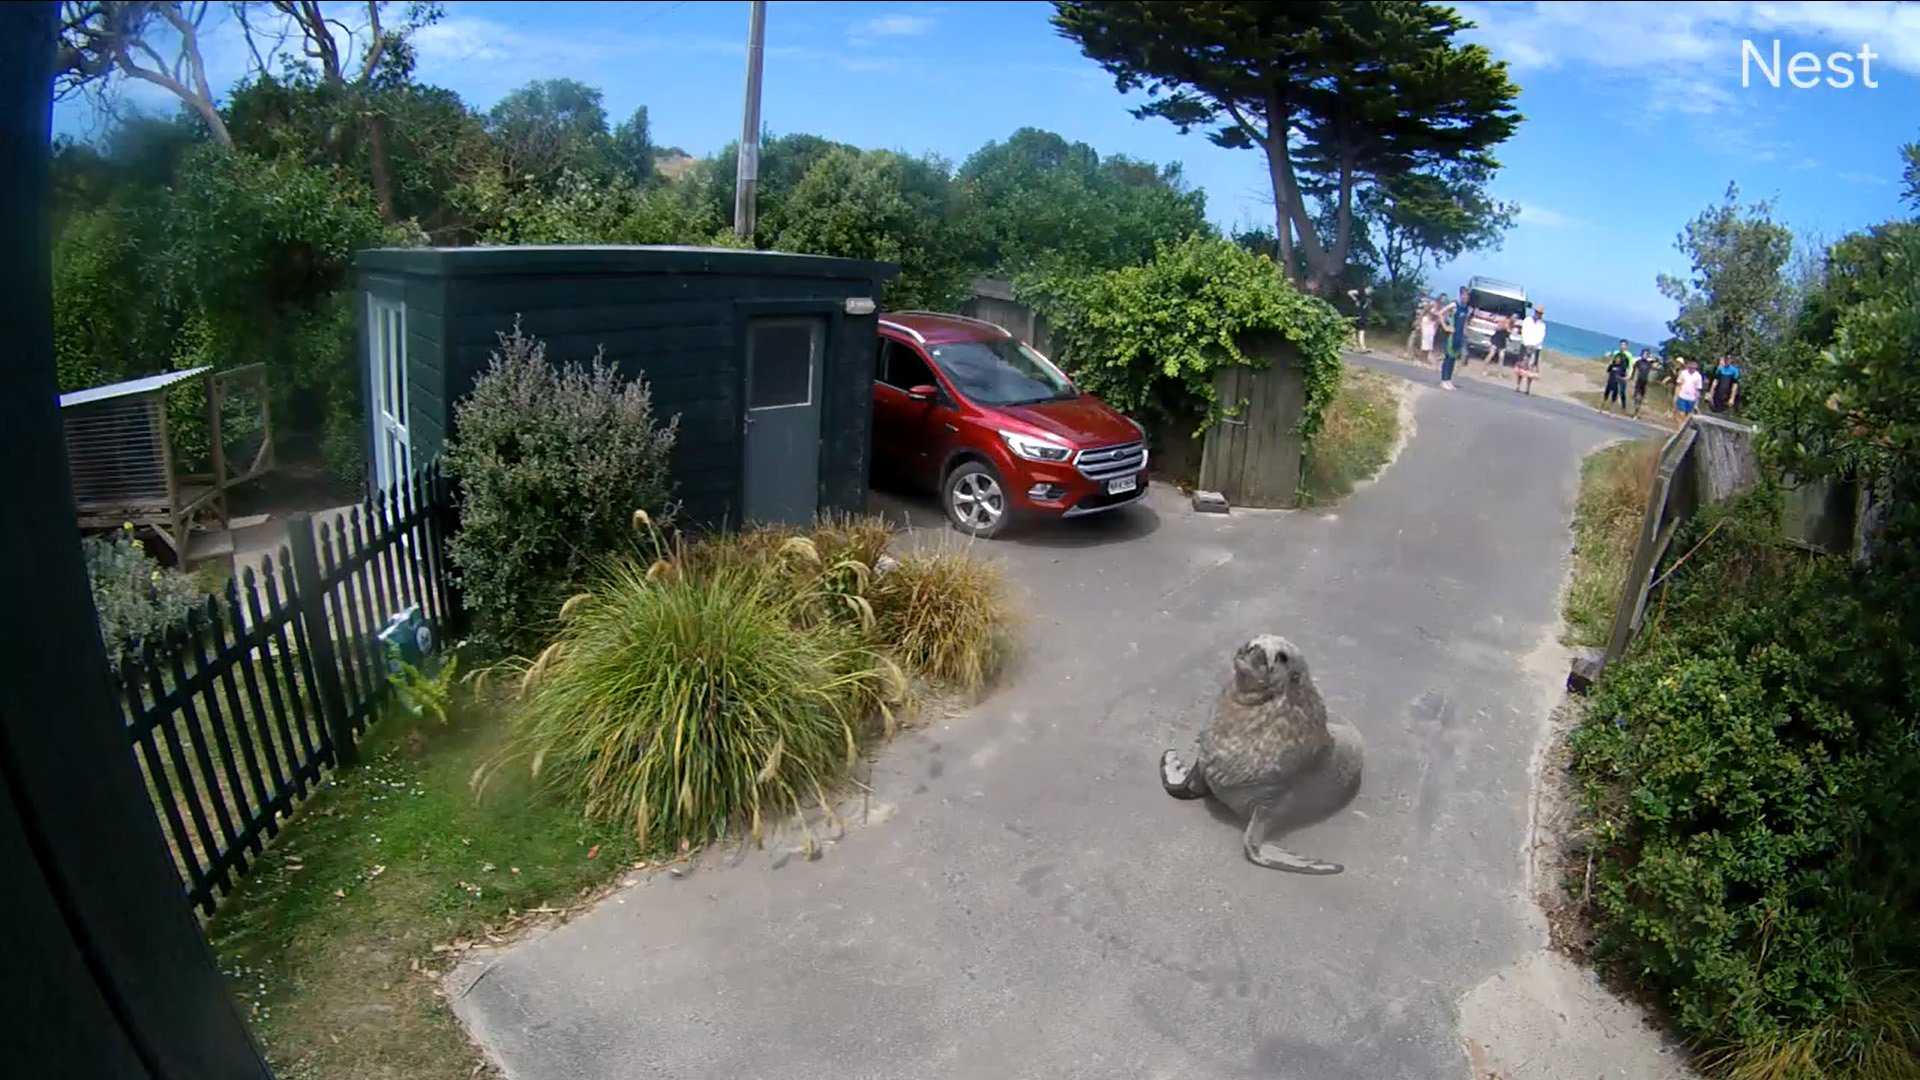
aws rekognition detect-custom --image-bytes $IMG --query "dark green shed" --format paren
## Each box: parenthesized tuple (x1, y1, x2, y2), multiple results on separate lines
(352, 244, 899, 529)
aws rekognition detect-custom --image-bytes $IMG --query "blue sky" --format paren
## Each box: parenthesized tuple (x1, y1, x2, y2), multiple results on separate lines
(54, 0, 1920, 342)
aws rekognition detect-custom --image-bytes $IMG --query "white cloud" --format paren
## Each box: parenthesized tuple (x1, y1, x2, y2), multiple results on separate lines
(853, 13, 936, 39)
(1459, 1, 1920, 80)
(1454, 1, 1917, 167)
(1517, 203, 1577, 228)
(1836, 169, 1894, 186)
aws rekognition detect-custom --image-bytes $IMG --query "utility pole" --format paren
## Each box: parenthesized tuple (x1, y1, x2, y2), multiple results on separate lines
(732, 0, 767, 241)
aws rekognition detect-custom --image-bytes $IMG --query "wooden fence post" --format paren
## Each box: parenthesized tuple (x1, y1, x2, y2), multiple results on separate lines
(286, 512, 358, 768)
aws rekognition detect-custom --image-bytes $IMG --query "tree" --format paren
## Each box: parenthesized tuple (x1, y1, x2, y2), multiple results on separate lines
(1051, 1, 1521, 293)
(56, 1, 233, 145)
(1655, 183, 1794, 366)
(1902, 139, 1918, 211)
(610, 105, 655, 187)
(772, 147, 969, 309)
(681, 132, 860, 242)
(1750, 220, 1920, 541)
(232, 1, 447, 224)
(955, 126, 1210, 274)
(486, 78, 614, 189)
(1358, 162, 1515, 295)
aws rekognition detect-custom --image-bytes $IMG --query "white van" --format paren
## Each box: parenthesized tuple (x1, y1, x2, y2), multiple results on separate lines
(1463, 276, 1528, 362)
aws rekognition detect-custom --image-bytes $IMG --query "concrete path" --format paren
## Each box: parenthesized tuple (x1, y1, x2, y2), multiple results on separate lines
(451, 362, 1640, 1079)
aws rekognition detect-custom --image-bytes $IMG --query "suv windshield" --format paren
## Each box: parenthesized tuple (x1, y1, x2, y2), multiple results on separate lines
(928, 338, 1077, 406)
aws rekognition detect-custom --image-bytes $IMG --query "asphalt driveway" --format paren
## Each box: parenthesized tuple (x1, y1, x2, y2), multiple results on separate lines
(451, 361, 1631, 1079)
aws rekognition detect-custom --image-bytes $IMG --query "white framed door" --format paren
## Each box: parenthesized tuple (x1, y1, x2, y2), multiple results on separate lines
(366, 292, 412, 497)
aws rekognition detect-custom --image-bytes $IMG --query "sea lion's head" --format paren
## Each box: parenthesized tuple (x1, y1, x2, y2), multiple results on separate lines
(1232, 634, 1307, 698)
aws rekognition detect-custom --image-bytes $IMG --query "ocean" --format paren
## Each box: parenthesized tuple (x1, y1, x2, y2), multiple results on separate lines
(1543, 321, 1660, 360)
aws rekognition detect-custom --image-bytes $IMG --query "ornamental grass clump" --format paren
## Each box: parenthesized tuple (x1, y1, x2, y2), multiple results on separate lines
(870, 545, 1021, 698)
(497, 518, 905, 850)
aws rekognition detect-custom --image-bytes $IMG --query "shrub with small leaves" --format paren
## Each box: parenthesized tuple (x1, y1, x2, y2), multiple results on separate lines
(1015, 234, 1349, 440)
(82, 524, 206, 671)
(1568, 498, 1920, 1076)
(444, 320, 680, 656)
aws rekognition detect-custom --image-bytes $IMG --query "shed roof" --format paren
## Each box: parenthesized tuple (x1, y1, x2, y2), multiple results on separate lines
(59, 366, 211, 409)
(354, 244, 900, 282)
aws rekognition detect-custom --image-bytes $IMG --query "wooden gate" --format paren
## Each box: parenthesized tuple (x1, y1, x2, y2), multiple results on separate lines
(1197, 337, 1307, 509)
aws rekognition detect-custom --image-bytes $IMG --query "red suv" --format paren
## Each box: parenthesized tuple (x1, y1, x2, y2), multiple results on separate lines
(871, 312, 1148, 539)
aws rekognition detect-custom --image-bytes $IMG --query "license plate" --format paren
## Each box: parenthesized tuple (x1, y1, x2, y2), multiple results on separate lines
(1107, 475, 1138, 495)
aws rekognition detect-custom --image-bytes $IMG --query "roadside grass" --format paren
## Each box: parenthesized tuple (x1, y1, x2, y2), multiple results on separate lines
(202, 516, 1020, 1079)
(205, 688, 643, 1080)
(1301, 368, 1404, 506)
(1562, 438, 1661, 647)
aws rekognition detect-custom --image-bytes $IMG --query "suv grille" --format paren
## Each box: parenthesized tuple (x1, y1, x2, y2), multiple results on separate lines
(1075, 440, 1147, 481)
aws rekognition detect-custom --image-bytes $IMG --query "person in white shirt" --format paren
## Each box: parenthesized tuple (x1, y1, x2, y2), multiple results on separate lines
(1520, 308, 1546, 365)
(1514, 307, 1547, 393)
(1672, 357, 1704, 430)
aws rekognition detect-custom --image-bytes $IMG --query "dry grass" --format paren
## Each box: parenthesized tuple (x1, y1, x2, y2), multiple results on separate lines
(1563, 438, 1662, 648)
(871, 543, 1022, 699)
(1300, 368, 1404, 506)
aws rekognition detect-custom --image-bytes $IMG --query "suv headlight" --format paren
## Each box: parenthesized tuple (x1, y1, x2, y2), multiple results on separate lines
(999, 429, 1072, 463)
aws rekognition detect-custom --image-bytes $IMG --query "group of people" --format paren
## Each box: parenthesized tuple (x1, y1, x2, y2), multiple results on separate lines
(1599, 341, 1741, 429)
(1412, 287, 1546, 393)
(1387, 288, 1743, 432)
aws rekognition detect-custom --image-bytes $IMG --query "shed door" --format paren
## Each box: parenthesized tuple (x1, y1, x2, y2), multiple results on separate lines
(366, 293, 411, 496)
(742, 316, 825, 527)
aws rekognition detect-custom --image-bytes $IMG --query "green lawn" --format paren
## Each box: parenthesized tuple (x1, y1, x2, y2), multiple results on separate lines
(206, 684, 648, 1080)
(1562, 438, 1661, 648)
(1300, 368, 1404, 506)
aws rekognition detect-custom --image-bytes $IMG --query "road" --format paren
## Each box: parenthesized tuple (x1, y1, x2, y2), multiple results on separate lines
(450, 360, 1634, 1080)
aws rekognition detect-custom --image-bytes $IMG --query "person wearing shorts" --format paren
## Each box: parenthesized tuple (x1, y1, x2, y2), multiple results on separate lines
(1673, 358, 1703, 429)
(1488, 316, 1513, 368)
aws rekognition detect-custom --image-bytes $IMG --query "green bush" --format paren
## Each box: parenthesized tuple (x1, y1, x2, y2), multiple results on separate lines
(83, 525, 207, 671)
(1016, 234, 1350, 440)
(444, 322, 680, 656)
(1569, 494, 1920, 1076)
(502, 545, 898, 850)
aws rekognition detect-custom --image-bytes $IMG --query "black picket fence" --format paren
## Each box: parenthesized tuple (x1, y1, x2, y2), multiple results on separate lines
(110, 464, 460, 916)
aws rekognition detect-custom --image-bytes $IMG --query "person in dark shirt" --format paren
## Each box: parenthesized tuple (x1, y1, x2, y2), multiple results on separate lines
(1346, 285, 1374, 351)
(1709, 356, 1741, 413)
(1602, 341, 1631, 410)
(1488, 316, 1513, 366)
(1630, 349, 1654, 416)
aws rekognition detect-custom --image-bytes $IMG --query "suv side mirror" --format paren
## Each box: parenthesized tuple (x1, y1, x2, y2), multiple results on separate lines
(906, 384, 939, 402)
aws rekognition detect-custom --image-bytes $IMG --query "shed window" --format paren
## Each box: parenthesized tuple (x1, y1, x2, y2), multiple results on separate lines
(367, 292, 412, 493)
(747, 319, 818, 410)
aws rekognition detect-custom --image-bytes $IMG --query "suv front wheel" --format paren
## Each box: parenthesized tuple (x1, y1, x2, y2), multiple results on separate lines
(944, 460, 1010, 539)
